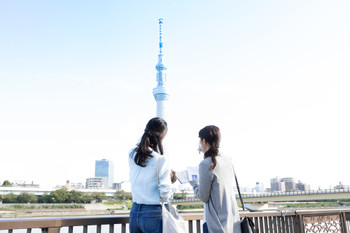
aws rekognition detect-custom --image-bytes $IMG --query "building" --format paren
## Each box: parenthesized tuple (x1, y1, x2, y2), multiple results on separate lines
(334, 182, 350, 190)
(296, 180, 311, 192)
(86, 177, 108, 189)
(95, 159, 114, 188)
(271, 177, 310, 192)
(281, 177, 296, 191)
(12, 181, 39, 188)
(270, 177, 286, 192)
(153, 18, 169, 120)
(255, 182, 265, 193)
(113, 183, 122, 190)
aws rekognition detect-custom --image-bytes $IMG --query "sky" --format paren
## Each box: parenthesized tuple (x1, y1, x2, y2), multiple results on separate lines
(0, 1, 349, 190)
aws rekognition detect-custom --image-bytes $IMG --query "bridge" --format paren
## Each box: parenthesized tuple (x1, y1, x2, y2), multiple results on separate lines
(172, 189, 350, 210)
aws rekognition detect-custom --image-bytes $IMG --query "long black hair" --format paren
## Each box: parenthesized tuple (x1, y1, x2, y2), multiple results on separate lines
(199, 125, 221, 170)
(133, 117, 168, 167)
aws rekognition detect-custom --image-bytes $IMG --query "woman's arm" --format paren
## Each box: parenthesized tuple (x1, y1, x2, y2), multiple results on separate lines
(158, 157, 173, 202)
(191, 159, 214, 203)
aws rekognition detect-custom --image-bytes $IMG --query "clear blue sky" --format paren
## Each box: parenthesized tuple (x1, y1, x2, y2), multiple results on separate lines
(1, 0, 349, 190)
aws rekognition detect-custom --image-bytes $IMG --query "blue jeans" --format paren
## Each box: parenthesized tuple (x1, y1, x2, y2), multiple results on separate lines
(203, 222, 209, 233)
(129, 202, 169, 233)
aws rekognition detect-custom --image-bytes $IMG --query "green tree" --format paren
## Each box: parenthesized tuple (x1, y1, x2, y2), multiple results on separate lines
(1, 180, 12, 187)
(38, 193, 54, 203)
(2, 193, 17, 203)
(91, 192, 108, 202)
(115, 190, 132, 201)
(50, 188, 69, 203)
(173, 190, 187, 200)
(17, 193, 38, 203)
(81, 194, 93, 203)
(67, 190, 84, 203)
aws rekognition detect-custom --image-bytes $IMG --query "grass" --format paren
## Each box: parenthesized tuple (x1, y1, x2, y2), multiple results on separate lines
(103, 201, 124, 205)
(273, 201, 350, 208)
(177, 205, 204, 210)
(0, 205, 84, 210)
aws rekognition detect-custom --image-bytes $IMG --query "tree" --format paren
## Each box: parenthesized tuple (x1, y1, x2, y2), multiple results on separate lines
(38, 193, 54, 203)
(50, 188, 69, 203)
(1, 180, 12, 187)
(91, 192, 108, 202)
(115, 190, 132, 201)
(173, 190, 187, 200)
(2, 193, 17, 203)
(67, 190, 85, 203)
(17, 193, 38, 203)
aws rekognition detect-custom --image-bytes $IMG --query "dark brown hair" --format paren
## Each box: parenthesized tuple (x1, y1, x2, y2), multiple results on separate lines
(199, 125, 221, 170)
(133, 117, 168, 167)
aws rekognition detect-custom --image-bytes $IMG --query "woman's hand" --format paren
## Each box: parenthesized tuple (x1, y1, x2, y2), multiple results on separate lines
(190, 179, 199, 187)
(170, 169, 177, 184)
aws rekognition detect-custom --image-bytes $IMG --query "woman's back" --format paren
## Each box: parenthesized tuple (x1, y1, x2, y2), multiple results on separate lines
(199, 154, 241, 233)
(129, 149, 172, 205)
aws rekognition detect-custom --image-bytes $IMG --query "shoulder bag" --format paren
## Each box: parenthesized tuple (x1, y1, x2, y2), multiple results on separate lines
(157, 157, 188, 233)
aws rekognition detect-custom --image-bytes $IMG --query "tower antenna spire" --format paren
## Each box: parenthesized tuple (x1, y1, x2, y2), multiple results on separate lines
(153, 18, 169, 120)
(159, 18, 163, 54)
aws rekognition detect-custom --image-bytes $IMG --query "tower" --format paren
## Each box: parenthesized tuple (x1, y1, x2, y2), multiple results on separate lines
(153, 18, 169, 120)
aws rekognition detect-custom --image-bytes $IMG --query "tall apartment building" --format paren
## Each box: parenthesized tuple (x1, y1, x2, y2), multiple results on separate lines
(296, 180, 311, 191)
(281, 177, 296, 191)
(270, 177, 286, 192)
(95, 159, 114, 188)
(271, 177, 309, 192)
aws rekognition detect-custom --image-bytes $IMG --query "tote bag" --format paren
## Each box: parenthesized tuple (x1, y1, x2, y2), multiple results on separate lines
(162, 204, 187, 233)
(157, 157, 188, 233)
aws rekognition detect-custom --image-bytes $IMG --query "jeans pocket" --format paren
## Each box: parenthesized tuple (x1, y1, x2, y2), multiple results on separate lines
(129, 213, 138, 233)
(141, 215, 162, 233)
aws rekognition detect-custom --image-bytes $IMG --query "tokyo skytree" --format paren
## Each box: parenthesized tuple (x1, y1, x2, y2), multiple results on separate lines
(153, 18, 169, 120)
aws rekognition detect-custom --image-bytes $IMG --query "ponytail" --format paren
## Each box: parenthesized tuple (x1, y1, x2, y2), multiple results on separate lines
(133, 117, 167, 167)
(199, 125, 221, 170)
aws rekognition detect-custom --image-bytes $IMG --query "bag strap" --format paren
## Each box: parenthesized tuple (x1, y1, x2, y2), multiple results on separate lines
(156, 156, 165, 204)
(233, 166, 246, 210)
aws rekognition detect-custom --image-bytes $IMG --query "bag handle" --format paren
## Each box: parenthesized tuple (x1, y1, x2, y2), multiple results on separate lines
(233, 166, 246, 211)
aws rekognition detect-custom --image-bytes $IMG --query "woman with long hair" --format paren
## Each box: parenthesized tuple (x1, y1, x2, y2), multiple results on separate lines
(129, 117, 176, 233)
(190, 125, 241, 233)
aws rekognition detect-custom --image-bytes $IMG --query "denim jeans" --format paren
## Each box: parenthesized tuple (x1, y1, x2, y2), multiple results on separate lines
(203, 222, 209, 233)
(129, 202, 169, 233)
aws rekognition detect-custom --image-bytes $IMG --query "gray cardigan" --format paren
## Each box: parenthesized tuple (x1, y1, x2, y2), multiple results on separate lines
(192, 154, 241, 233)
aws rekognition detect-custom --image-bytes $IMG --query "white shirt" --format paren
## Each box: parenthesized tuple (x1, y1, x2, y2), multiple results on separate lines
(129, 148, 172, 204)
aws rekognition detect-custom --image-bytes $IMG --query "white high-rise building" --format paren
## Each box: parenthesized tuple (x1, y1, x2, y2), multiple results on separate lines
(153, 18, 169, 120)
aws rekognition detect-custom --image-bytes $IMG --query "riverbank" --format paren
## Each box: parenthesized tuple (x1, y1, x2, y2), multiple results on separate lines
(0, 203, 128, 218)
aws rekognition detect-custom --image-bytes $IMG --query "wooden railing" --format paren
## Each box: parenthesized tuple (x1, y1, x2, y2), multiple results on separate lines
(1, 209, 350, 233)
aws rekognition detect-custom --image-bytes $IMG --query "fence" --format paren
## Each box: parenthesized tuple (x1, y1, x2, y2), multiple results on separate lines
(1, 209, 350, 233)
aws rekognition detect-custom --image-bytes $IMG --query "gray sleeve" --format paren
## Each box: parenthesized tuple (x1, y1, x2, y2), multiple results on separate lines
(193, 160, 214, 203)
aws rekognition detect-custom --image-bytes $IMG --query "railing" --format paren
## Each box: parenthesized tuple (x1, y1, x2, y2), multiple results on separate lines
(172, 189, 350, 203)
(1, 209, 350, 233)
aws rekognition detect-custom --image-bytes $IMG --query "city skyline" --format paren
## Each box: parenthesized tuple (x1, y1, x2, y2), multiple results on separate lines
(0, 1, 349, 190)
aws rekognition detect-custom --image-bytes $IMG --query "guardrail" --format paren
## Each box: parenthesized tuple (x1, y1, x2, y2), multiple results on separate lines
(1, 209, 350, 233)
(172, 189, 350, 204)
(241, 189, 350, 198)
